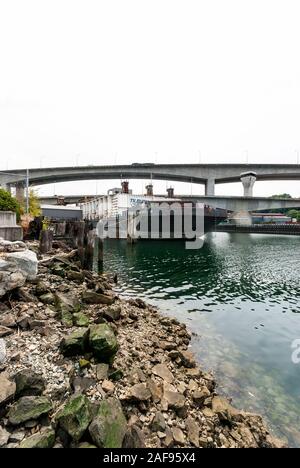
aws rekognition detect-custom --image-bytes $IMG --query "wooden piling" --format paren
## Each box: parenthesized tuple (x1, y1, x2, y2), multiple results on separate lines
(84, 227, 103, 271)
(39, 230, 54, 254)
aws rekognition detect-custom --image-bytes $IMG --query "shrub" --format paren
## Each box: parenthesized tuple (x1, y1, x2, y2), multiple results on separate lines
(0, 188, 20, 217)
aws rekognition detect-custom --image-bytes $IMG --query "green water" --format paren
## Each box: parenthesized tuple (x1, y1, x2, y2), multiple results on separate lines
(103, 233, 300, 446)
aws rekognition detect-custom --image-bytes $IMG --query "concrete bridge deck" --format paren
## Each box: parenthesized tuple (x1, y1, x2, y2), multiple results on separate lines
(2, 163, 300, 192)
(38, 194, 300, 212)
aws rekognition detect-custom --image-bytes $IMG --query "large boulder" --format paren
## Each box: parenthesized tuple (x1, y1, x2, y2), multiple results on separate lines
(0, 244, 38, 298)
(60, 328, 89, 357)
(19, 428, 56, 448)
(0, 239, 26, 253)
(56, 395, 92, 442)
(8, 396, 52, 425)
(82, 290, 115, 305)
(55, 293, 81, 327)
(4, 250, 38, 281)
(89, 397, 127, 448)
(89, 324, 118, 362)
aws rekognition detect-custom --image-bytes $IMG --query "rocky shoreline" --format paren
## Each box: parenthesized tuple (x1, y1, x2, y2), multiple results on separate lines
(0, 238, 286, 448)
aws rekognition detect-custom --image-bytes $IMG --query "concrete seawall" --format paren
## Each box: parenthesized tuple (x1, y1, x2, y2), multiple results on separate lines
(0, 211, 23, 241)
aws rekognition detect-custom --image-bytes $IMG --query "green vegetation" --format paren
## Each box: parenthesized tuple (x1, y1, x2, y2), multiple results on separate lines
(287, 209, 300, 221)
(0, 188, 20, 217)
(265, 194, 299, 215)
(26, 189, 41, 217)
(19, 189, 41, 217)
(0, 187, 41, 220)
(270, 193, 292, 199)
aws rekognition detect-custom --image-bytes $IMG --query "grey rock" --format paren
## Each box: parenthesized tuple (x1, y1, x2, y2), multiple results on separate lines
(122, 425, 145, 448)
(152, 364, 174, 383)
(172, 427, 185, 446)
(60, 328, 89, 357)
(5, 249, 38, 281)
(151, 412, 166, 432)
(8, 396, 52, 425)
(56, 395, 92, 442)
(39, 293, 55, 305)
(185, 417, 200, 447)
(83, 290, 115, 305)
(0, 313, 16, 328)
(192, 386, 211, 406)
(15, 370, 46, 397)
(9, 430, 25, 443)
(129, 383, 151, 402)
(103, 305, 122, 322)
(89, 324, 118, 362)
(178, 350, 196, 368)
(0, 372, 16, 406)
(96, 363, 109, 381)
(19, 428, 56, 448)
(163, 390, 186, 410)
(0, 248, 38, 298)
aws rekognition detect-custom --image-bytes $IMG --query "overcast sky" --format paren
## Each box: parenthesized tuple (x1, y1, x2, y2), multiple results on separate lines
(1, 0, 300, 197)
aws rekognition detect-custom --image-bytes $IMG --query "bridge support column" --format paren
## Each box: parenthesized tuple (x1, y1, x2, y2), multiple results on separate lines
(240, 172, 256, 197)
(15, 183, 25, 203)
(230, 210, 252, 226)
(205, 178, 215, 196)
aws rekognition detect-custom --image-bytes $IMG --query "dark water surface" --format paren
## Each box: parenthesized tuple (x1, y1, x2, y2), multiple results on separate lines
(103, 233, 300, 446)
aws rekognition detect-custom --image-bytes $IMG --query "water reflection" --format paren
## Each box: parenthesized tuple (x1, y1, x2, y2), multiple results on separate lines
(103, 233, 300, 446)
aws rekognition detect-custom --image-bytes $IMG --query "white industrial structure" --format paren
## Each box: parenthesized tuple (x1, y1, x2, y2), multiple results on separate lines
(80, 187, 177, 221)
(80, 181, 176, 221)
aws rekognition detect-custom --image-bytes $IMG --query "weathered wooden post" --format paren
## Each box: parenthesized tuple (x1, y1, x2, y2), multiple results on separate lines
(39, 230, 54, 254)
(72, 221, 85, 265)
(56, 221, 66, 237)
(96, 236, 104, 272)
(84, 228, 103, 272)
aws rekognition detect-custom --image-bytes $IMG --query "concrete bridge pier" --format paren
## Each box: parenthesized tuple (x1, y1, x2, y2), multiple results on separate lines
(15, 182, 25, 202)
(230, 210, 252, 226)
(205, 178, 215, 196)
(240, 172, 257, 197)
(231, 172, 257, 225)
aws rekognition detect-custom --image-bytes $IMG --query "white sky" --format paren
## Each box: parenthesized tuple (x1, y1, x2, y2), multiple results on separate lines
(1, 0, 300, 197)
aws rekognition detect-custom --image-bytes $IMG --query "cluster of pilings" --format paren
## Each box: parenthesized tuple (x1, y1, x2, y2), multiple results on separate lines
(38, 220, 103, 271)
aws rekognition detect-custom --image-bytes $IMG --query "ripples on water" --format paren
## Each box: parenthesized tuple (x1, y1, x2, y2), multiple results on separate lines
(103, 233, 300, 446)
